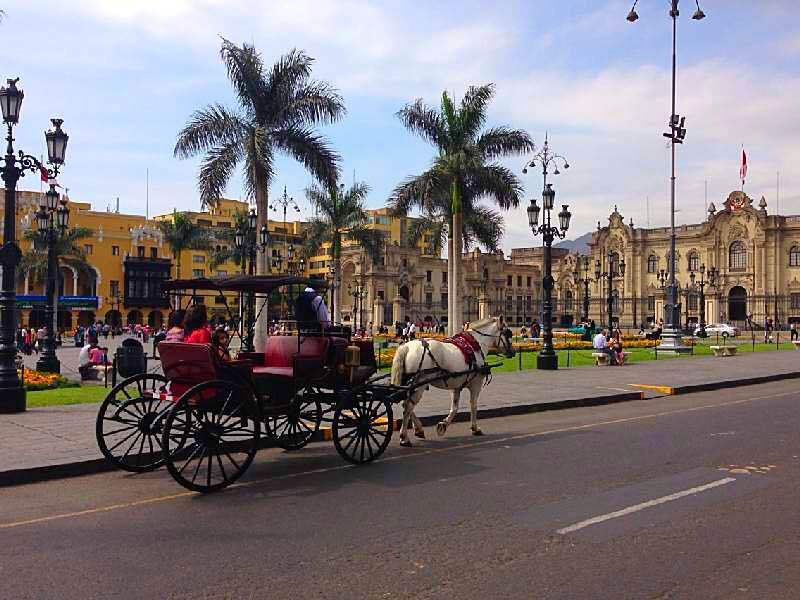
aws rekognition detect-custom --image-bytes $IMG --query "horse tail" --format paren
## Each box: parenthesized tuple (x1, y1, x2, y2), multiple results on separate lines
(390, 342, 411, 387)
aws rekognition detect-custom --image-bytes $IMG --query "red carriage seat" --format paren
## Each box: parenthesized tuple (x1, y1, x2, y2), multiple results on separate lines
(158, 342, 219, 398)
(252, 335, 330, 380)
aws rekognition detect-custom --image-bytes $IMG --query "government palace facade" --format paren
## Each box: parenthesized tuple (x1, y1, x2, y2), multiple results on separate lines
(2, 187, 797, 332)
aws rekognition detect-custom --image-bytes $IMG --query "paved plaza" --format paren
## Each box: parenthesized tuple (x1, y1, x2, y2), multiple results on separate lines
(3, 347, 799, 483)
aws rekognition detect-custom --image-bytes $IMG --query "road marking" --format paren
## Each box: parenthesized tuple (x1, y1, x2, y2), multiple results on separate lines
(0, 388, 795, 531)
(556, 477, 737, 535)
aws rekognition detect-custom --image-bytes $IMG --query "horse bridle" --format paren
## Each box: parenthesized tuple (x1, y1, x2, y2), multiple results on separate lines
(469, 321, 514, 356)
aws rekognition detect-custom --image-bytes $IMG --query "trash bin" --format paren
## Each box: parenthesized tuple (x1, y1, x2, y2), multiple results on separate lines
(115, 338, 146, 378)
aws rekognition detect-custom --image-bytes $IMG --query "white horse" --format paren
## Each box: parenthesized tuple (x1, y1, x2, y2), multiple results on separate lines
(390, 316, 515, 446)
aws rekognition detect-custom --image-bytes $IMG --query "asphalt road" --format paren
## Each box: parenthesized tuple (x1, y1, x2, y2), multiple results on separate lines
(2, 379, 800, 599)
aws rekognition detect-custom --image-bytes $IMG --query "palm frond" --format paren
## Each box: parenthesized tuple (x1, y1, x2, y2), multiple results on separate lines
(463, 206, 504, 252)
(397, 99, 445, 149)
(476, 127, 535, 160)
(279, 81, 346, 127)
(198, 140, 243, 208)
(302, 217, 332, 259)
(272, 126, 340, 188)
(459, 84, 494, 142)
(173, 104, 246, 160)
(465, 164, 525, 210)
(219, 37, 266, 112)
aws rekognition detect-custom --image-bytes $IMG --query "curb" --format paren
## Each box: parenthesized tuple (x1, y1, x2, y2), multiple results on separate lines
(0, 389, 646, 488)
(629, 369, 800, 396)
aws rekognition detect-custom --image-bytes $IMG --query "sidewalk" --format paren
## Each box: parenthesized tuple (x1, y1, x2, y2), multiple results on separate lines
(2, 349, 798, 486)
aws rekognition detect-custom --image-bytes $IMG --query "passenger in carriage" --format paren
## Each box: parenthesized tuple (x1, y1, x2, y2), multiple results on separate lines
(211, 327, 231, 361)
(296, 286, 330, 333)
(184, 304, 212, 344)
(165, 310, 186, 343)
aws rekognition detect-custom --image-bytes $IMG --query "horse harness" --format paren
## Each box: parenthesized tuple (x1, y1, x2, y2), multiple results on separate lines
(404, 329, 495, 392)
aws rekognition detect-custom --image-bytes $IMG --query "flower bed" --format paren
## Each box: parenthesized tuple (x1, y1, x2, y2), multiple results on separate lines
(21, 369, 80, 391)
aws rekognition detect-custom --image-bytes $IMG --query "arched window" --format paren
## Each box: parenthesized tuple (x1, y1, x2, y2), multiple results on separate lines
(647, 254, 658, 273)
(790, 246, 800, 267)
(608, 251, 620, 274)
(666, 252, 680, 272)
(688, 252, 699, 272)
(729, 241, 747, 271)
(565, 290, 574, 312)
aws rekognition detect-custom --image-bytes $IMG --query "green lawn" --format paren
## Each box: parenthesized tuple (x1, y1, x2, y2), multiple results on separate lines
(27, 386, 109, 408)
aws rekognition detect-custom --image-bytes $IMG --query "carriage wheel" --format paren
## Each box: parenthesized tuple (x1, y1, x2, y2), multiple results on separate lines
(265, 386, 322, 451)
(333, 390, 393, 465)
(95, 373, 171, 473)
(161, 380, 260, 493)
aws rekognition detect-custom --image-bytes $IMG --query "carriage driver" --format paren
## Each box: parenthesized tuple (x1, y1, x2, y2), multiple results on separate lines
(296, 286, 331, 332)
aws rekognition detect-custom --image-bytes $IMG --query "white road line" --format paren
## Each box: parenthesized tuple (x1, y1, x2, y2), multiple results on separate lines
(556, 477, 736, 535)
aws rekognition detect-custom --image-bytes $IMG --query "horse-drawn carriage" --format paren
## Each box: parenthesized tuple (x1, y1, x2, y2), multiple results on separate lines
(95, 275, 513, 493)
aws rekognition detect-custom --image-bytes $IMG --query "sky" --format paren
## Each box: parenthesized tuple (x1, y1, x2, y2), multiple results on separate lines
(4, 0, 800, 251)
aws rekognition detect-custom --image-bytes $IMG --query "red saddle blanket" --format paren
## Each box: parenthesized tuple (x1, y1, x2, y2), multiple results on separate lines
(444, 332, 482, 367)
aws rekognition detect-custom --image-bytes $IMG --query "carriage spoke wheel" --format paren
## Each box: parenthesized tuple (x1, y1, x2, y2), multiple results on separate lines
(333, 391, 393, 465)
(162, 380, 260, 493)
(266, 386, 322, 451)
(95, 373, 171, 473)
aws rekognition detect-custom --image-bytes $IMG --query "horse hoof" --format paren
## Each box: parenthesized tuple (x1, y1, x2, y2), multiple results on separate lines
(414, 430, 426, 439)
(472, 428, 484, 436)
(436, 422, 447, 436)
(399, 439, 413, 448)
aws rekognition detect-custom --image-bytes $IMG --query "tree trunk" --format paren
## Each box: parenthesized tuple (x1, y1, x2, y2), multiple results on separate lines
(253, 186, 269, 352)
(447, 230, 454, 335)
(333, 232, 341, 325)
(452, 210, 463, 334)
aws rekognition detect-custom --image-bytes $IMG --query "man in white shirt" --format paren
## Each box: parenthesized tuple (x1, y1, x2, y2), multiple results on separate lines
(297, 286, 331, 331)
(593, 329, 615, 364)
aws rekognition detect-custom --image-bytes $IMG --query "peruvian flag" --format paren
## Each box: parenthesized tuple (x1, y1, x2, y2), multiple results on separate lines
(39, 165, 60, 188)
(739, 148, 748, 186)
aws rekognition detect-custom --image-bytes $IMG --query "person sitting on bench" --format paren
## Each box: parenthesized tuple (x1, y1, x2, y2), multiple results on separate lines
(592, 328, 616, 365)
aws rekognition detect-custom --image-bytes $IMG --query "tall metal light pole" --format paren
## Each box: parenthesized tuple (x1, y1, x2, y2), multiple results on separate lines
(235, 208, 269, 351)
(0, 79, 68, 412)
(523, 135, 571, 370)
(691, 263, 716, 336)
(35, 185, 70, 373)
(627, 0, 705, 351)
(269, 186, 300, 275)
(574, 255, 593, 324)
(595, 252, 625, 332)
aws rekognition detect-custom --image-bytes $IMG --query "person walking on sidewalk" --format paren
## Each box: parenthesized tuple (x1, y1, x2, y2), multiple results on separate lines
(791, 321, 798, 341)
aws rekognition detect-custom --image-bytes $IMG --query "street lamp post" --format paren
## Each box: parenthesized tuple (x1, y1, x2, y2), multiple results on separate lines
(269, 186, 300, 275)
(235, 209, 269, 351)
(524, 135, 571, 370)
(595, 252, 626, 332)
(35, 185, 70, 373)
(627, 0, 705, 352)
(0, 78, 68, 412)
(574, 255, 593, 323)
(327, 261, 337, 325)
(690, 264, 716, 337)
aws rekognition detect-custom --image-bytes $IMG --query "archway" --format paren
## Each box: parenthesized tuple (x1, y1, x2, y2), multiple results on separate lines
(105, 310, 122, 329)
(399, 285, 410, 302)
(29, 309, 46, 328)
(728, 286, 747, 321)
(77, 310, 95, 327)
(127, 310, 143, 326)
(148, 310, 164, 328)
(57, 310, 72, 331)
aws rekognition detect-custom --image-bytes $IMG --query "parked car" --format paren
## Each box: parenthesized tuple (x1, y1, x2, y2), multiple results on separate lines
(695, 323, 738, 338)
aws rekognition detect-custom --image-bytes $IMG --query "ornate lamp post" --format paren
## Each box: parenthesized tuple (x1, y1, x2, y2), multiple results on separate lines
(235, 209, 269, 351)
(690, 264, 716, 337)
(35, 186, 70, 373)
(269, 186, 300, 274)
(347, 280, 366, 331)
(327, 260, 337, 324)
(574, 254, 593, 323)
(527, 184, 571, 370)
(595, 252, 626, 332)
(0, 78, 68, 412)
(627, 0, 705, 352)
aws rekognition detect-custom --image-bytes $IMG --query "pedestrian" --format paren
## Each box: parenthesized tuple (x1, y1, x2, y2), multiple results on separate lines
(593, 328, 615, 365)
(165, 310, 186, 343)
(36, 325, 46, 354)
(764, 317, 773, 343)
(791, 321, 798, 341)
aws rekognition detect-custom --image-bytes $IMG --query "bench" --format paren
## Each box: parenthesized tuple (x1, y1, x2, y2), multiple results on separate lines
(792, 340, 800, 350)
(251, 335, 331, 380)
(592, 352, 610, 366)
(710, 345, 738, 357)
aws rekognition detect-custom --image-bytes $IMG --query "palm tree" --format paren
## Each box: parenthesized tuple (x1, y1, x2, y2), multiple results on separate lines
(174, 39, 344, 349)
(18, 226, 95, 291)
(157, 211, 213, 280)
(406, 201, 505, 256)
(391, 84, 533, 333)
(303, 181, 384, 322)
